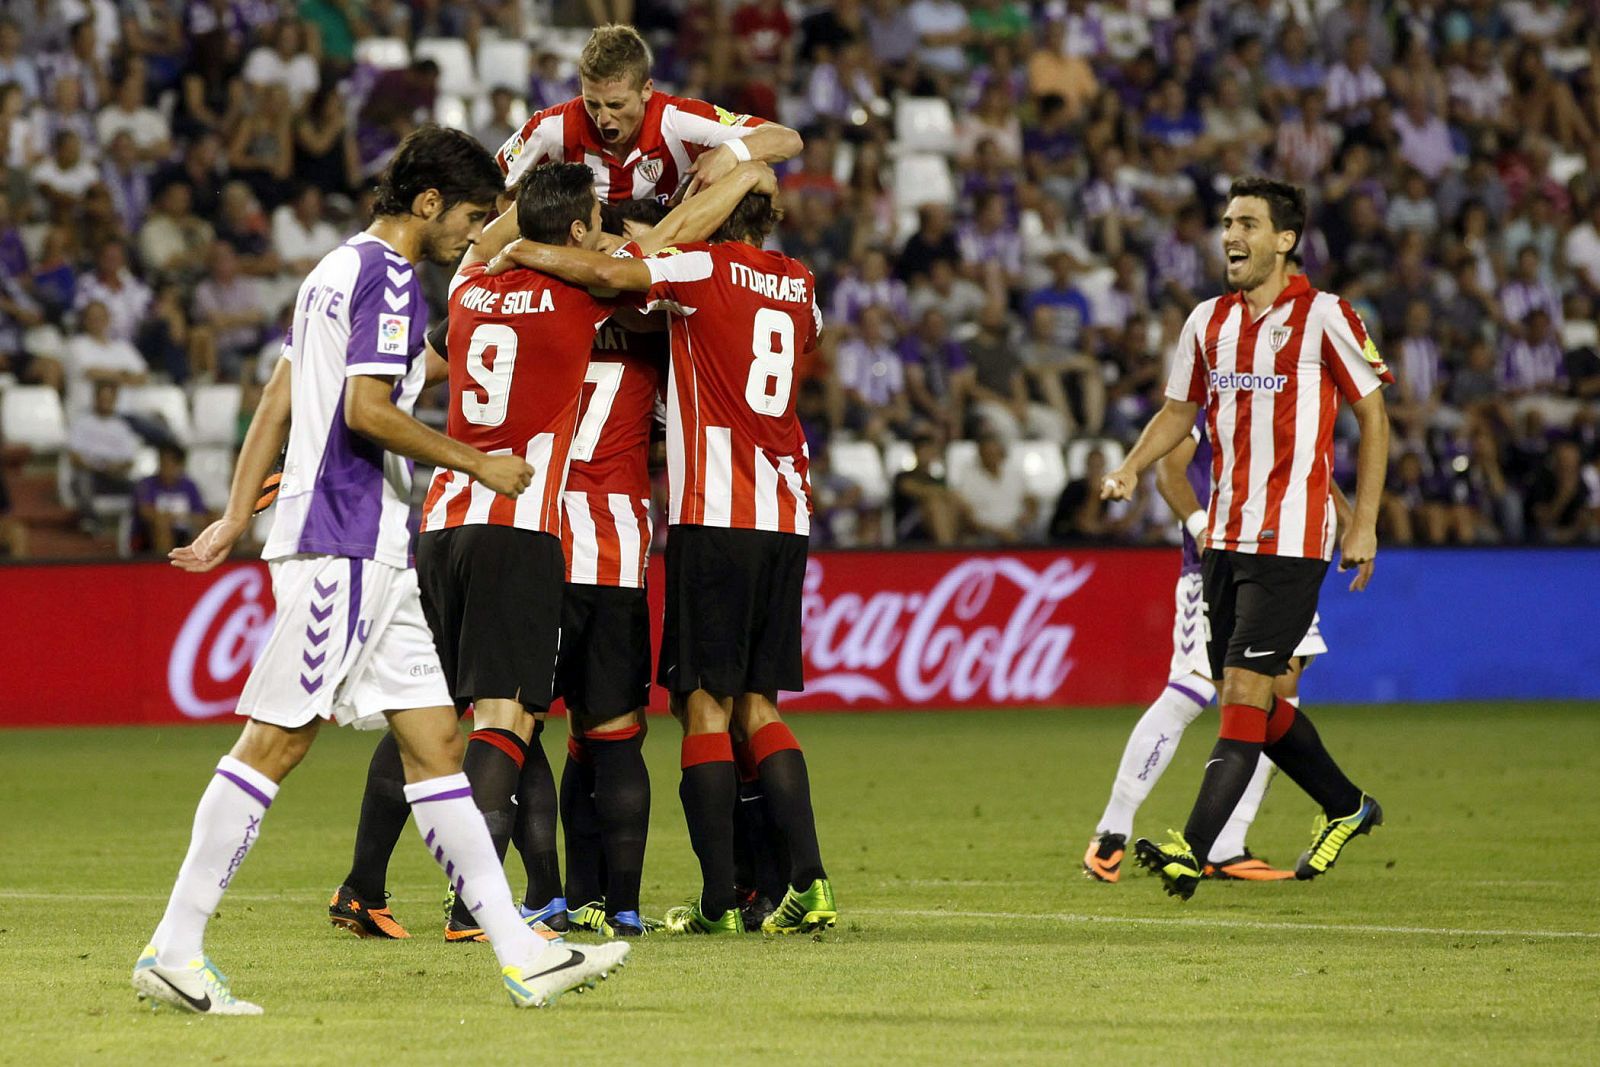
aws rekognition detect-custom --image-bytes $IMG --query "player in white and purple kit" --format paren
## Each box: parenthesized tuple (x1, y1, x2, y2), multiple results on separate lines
(1082, 414, 1354, 883)
(131, 126, 629, 1016)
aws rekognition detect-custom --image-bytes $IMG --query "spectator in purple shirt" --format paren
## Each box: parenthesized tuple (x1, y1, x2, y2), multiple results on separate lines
(899, 306, 973, 437)
(1500, 245, 1563, 335)
(832, 248, 911, 331)
(957, 191, 1024, 291)
(131, 444, 212, 555)
(834, 304, 910, 442)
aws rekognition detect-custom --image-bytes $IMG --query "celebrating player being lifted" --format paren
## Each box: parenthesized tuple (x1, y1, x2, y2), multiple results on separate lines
(496, 24, 803, 202)
(1101, 177, 1391, 901)
(492, 172, 836, 936)
(133, 127, 628, 1015)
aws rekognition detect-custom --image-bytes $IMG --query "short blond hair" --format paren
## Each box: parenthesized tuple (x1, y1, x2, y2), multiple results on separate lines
(579, 24, 653, 87)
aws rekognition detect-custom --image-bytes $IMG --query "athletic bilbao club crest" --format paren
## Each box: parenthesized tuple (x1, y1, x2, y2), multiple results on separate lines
(1269, 325, 1292, 353)
(638, 157, 664, 184)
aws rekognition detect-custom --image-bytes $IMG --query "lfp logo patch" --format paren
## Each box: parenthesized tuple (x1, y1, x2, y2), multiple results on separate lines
(378, 313, 410, 356)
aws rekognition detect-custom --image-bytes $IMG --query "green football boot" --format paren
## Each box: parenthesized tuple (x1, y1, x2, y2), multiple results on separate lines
(760, 878, 837, 935)
(1296, 795, 1383, 880)
(566, 901, 609, 934)
(1133, 831, 1203, 901)
(662, 899, 744, 935)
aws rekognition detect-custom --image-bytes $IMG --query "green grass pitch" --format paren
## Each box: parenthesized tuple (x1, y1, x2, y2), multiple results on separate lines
(2, 703, 1597, 1065)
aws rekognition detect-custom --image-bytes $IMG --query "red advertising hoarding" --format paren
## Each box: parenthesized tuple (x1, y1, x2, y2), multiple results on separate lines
(0, 549, 1179, 728)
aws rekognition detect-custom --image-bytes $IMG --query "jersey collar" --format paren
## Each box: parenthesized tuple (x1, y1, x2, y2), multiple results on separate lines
(1233, 272, 1310, 321)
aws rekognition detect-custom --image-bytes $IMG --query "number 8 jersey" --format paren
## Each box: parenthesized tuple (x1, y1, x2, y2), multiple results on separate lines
(420, 261, 633, 536)
(636, 240, 820, 535)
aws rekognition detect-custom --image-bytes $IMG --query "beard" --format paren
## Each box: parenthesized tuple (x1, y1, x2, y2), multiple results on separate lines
(1227, 255, 1274, 292)
(418, 224, 463, 267)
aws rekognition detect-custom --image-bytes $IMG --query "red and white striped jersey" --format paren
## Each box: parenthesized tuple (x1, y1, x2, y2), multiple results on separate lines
(638, 240, 819, 534)
(495, 93, 768, 202)
(1165, 274, 1393, 560)
(562, 323, 667, 588)
(419, 262, 630, 537)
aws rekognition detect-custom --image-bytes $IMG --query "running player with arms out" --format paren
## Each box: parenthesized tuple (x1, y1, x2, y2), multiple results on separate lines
(496, 23, 802, 203)
(1083, 419, 1368, 884)
(132, 127, 628, 1015)
(1101, 176, 1391, 901)
(491, 178, 837, 936)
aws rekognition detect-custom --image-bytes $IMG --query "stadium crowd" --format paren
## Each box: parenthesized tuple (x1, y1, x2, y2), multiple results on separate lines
(1, 0, 1598, 560)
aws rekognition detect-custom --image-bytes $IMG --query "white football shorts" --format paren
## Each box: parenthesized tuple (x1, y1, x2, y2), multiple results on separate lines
(1168, 570, 1327, 681)
(236, 555, 451, 730)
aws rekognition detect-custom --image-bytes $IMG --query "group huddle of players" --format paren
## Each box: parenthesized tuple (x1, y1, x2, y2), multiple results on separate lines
(322, 24, 833, 943)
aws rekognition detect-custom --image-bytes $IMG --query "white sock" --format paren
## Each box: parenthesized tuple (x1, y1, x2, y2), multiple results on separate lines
(151, 755, 278, 966)
(405, 773, 548, 972)
(1097, 677, 1215, 837)
(1210, 754, 1275, 862)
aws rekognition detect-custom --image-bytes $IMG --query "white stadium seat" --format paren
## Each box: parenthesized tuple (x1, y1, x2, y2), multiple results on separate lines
(434, 95, 473, 132)
(893, 97, 957, 155)
(828, 440, 890, 507)
(1014, 440, 1068, 501)
(187, 446, 236, 511)
(882, 439, 917, 477)
(477, 37, 532, 92)
(1066, 438, 1127, 481)
(414, 37, 479, 97)
(945, 439, 980, 487)
(190, 383, 241, 447)
(355, 36, 411, 70)
(122, 384, 193, 445)
(891, 153, 955, 211)
(1, 384, 66, 453)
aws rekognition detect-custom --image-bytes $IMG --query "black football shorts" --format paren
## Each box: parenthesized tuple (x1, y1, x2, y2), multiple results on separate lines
(1200, 549, 1328, 679)
(556, 581, 653, 726)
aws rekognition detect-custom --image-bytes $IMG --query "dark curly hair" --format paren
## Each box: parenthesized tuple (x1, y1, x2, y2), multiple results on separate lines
(710, 192, 783, 247)
(1227, 176, 1307, 254)
(370, 124, 503, 220)
(515, 162, 598, 244)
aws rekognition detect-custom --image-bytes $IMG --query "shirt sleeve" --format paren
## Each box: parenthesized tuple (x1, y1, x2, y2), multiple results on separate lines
(1321, 296, 1393, 403)
(643, 248, 716, 314)
(660, 97, 768, 159)
(496, 107, 562, 188)
(1163, 303, 1209, 405)
(346, 252, 419, 378)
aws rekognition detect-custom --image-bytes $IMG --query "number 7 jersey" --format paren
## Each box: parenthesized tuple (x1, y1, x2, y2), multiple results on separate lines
(637, 240, 819, 534)
(420, 261, 632, 536)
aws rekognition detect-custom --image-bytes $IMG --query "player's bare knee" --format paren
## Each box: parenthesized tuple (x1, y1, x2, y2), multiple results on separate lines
(1271, 658, 1305, 701)
(585, 709, 642, 737)
(732, 691, 782, 735)
(1220, 668, 1274, 710)
(684, 689, 732, 734)
(387, 705, 466, 780)
(473, 697, 535, 740)
(231, 719, 319, 782)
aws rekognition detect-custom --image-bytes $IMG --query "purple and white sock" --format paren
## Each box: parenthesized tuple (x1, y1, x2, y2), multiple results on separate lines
(1097, 676, 1215, 837)
(151, 755, 278, 966)
(404, 773, 548, 972)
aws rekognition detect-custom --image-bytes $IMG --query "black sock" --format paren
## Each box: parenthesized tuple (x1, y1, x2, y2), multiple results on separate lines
(559, 739, 605, 907)
(513, 723, 563, 911)
(589, 728, 650, 916)
(1182, 737, 1263, 863)
(749, 724, 826, 889)
(680, 733, 738, 919)
(453, 727, 528, 925)
(1265, 710, 1363, 815)
(343, 731, 410, 902)
(734, 778, 790, 902)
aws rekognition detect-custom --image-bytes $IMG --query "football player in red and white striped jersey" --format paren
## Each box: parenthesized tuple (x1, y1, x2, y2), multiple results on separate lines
(495, 24, 802, 203)
(489, 168, 838, 936)
(1102, 177, 1390, 899)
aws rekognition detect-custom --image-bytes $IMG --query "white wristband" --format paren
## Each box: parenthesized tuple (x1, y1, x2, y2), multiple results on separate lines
(726, 137, 752, 162)
(1184, 510, 1208, 541)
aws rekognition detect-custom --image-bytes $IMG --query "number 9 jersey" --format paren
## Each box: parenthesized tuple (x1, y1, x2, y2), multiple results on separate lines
(419, 261, 635, 535)
(634, 240, 820, 535)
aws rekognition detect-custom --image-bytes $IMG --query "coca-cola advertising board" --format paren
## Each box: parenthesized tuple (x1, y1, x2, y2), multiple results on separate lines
(0, 549, 1178, 727)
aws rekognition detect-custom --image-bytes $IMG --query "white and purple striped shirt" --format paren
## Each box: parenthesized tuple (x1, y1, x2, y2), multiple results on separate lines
(836, 338, 906, 407)
(1500, 337, 1567, 393)
(1397, 336, 1443, 403)
(832, 274, 911, 327)
(1500, 280, 1563, 327)
(264, 233, 429, 569)
(1324, 62, 1385, 117)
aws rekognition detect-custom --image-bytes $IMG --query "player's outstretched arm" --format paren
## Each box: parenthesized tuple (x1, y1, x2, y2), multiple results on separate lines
(686, 124, 803, 194)
(170, 357, 294, 572)
(344, 374, 533, 498)
(1101, 399, 1199, 501)
(1341, 388, 1389, 581)
(487, 241, 653, 292)
(635, 161, 777, 255)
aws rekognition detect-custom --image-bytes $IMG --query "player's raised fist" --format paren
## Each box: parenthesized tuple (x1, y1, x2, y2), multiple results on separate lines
(1100, 466, 1137, 501)
(476, 454, 535, 498)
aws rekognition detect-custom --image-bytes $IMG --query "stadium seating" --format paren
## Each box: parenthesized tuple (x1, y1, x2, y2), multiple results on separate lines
(892, 97, 957, 156)
(414, 38, 479, 97)
(1014, 440, 1069, 501)
(477, 38, 533, 93)
(354, 36, 410, 70)
(1066, 438, 1127, 481)
(882, 439, 916, 477)
(122, 384, 193, 446)
(1, 385, 67, 454)
(945, 439, 980, 487)
(187, 446, 236, 512)
(189, 384, 241, 447)
(828, 440, 890, 507)
(891, 154, 956, 211)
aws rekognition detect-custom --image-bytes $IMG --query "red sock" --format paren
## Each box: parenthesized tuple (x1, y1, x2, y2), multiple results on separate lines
(469, 728, 527, 768)
(681, 732, 734, 768)
(1218, 704, 1268, 743)
(566, 735, 588, 764)
(1265, 697, 1298, 744)
(748, 722, 801, 766)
